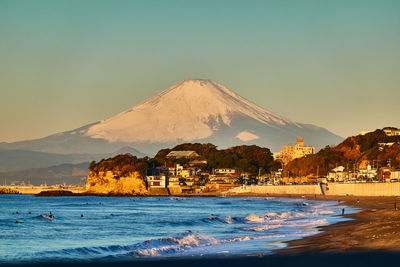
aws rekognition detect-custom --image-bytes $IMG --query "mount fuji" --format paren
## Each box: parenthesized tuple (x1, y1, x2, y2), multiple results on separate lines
(0, 79, 342, 155)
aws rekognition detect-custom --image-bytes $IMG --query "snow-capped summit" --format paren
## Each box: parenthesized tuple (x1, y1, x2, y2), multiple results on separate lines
(0, 79, 342, 155)
(85, 79, 295, 143)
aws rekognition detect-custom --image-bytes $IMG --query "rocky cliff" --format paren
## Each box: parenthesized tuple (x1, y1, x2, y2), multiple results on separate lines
(85, 171, 147, 195)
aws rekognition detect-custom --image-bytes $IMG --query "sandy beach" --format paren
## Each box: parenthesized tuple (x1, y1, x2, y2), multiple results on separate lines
(227, 193, 400, 254)
(277, 195, 400, 254)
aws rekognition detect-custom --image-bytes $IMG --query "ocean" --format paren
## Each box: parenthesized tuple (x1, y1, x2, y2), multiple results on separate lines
(0, 195, 355, 263)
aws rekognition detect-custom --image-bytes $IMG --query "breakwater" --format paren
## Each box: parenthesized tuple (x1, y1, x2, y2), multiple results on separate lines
(230, 183, 400, 197)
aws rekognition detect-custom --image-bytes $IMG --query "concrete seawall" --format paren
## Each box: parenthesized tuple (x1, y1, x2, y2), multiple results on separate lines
(230, 183, 400, 197)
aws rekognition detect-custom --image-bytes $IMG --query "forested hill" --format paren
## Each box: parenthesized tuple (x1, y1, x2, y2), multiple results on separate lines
(88, 143, 279, 176)
(284, 128, 400, 177)
(154, 143, 279, 174)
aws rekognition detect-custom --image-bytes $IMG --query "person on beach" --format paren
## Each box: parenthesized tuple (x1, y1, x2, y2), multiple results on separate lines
(342, 208, 345, 215)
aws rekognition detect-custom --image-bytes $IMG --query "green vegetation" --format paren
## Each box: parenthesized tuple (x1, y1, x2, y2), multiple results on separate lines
(89, 154, 149, 177)
(89, 143, 280, 177)
(154, 143, 279, 174)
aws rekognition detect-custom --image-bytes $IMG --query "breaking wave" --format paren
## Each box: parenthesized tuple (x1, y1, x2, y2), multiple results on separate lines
(2, 196, 353, 262)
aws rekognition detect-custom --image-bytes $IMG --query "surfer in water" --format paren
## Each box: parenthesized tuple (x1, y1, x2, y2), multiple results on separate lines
(41, 213, 53, 221)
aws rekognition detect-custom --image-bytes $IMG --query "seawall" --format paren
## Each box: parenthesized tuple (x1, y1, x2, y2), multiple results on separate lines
(229, 183, 400, 197)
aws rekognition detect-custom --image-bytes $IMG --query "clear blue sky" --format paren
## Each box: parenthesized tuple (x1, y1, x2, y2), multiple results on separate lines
(1, 0, 399, 142)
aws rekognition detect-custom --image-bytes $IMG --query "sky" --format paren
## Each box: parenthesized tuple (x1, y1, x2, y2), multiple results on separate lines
(0, 0, 399, 142)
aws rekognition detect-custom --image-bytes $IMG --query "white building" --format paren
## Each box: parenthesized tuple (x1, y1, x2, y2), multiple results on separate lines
(357, 165, 377, 180)
(328, 166, 347, 181)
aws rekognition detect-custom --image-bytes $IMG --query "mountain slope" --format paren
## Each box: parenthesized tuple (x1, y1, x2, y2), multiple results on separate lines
(86, 79, 295, 143)
(0, 79, 342, 155)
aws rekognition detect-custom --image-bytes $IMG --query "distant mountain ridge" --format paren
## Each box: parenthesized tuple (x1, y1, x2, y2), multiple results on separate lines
(0, 79, 342, 156)
(0, 147, 146, 172)
(0, 162, 90, 186)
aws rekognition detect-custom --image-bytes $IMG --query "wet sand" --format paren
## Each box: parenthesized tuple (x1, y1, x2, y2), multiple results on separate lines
(230, 193, 400, 254)
(276, 194, 400, 254)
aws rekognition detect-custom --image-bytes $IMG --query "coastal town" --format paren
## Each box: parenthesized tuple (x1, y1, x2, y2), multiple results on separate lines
(2, 127, 400, 196)
(83, 127, 400, 196)
(140, 128, 399, 193)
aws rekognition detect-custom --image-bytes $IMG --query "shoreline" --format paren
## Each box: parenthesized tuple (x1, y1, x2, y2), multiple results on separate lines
(4, 190, 400, 254)
(227, 192, 400, 253)
(272, 194, 400, 254)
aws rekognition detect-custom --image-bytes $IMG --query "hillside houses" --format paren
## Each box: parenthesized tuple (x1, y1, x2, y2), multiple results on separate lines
(145, 162, 243, 194)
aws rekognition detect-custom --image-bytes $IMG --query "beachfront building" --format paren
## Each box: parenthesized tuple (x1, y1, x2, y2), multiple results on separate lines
(274, 138, 315, 164)
(357, 164, 378, 181)
(147, 175, 167, 188)
(327, 166, 347, 182)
